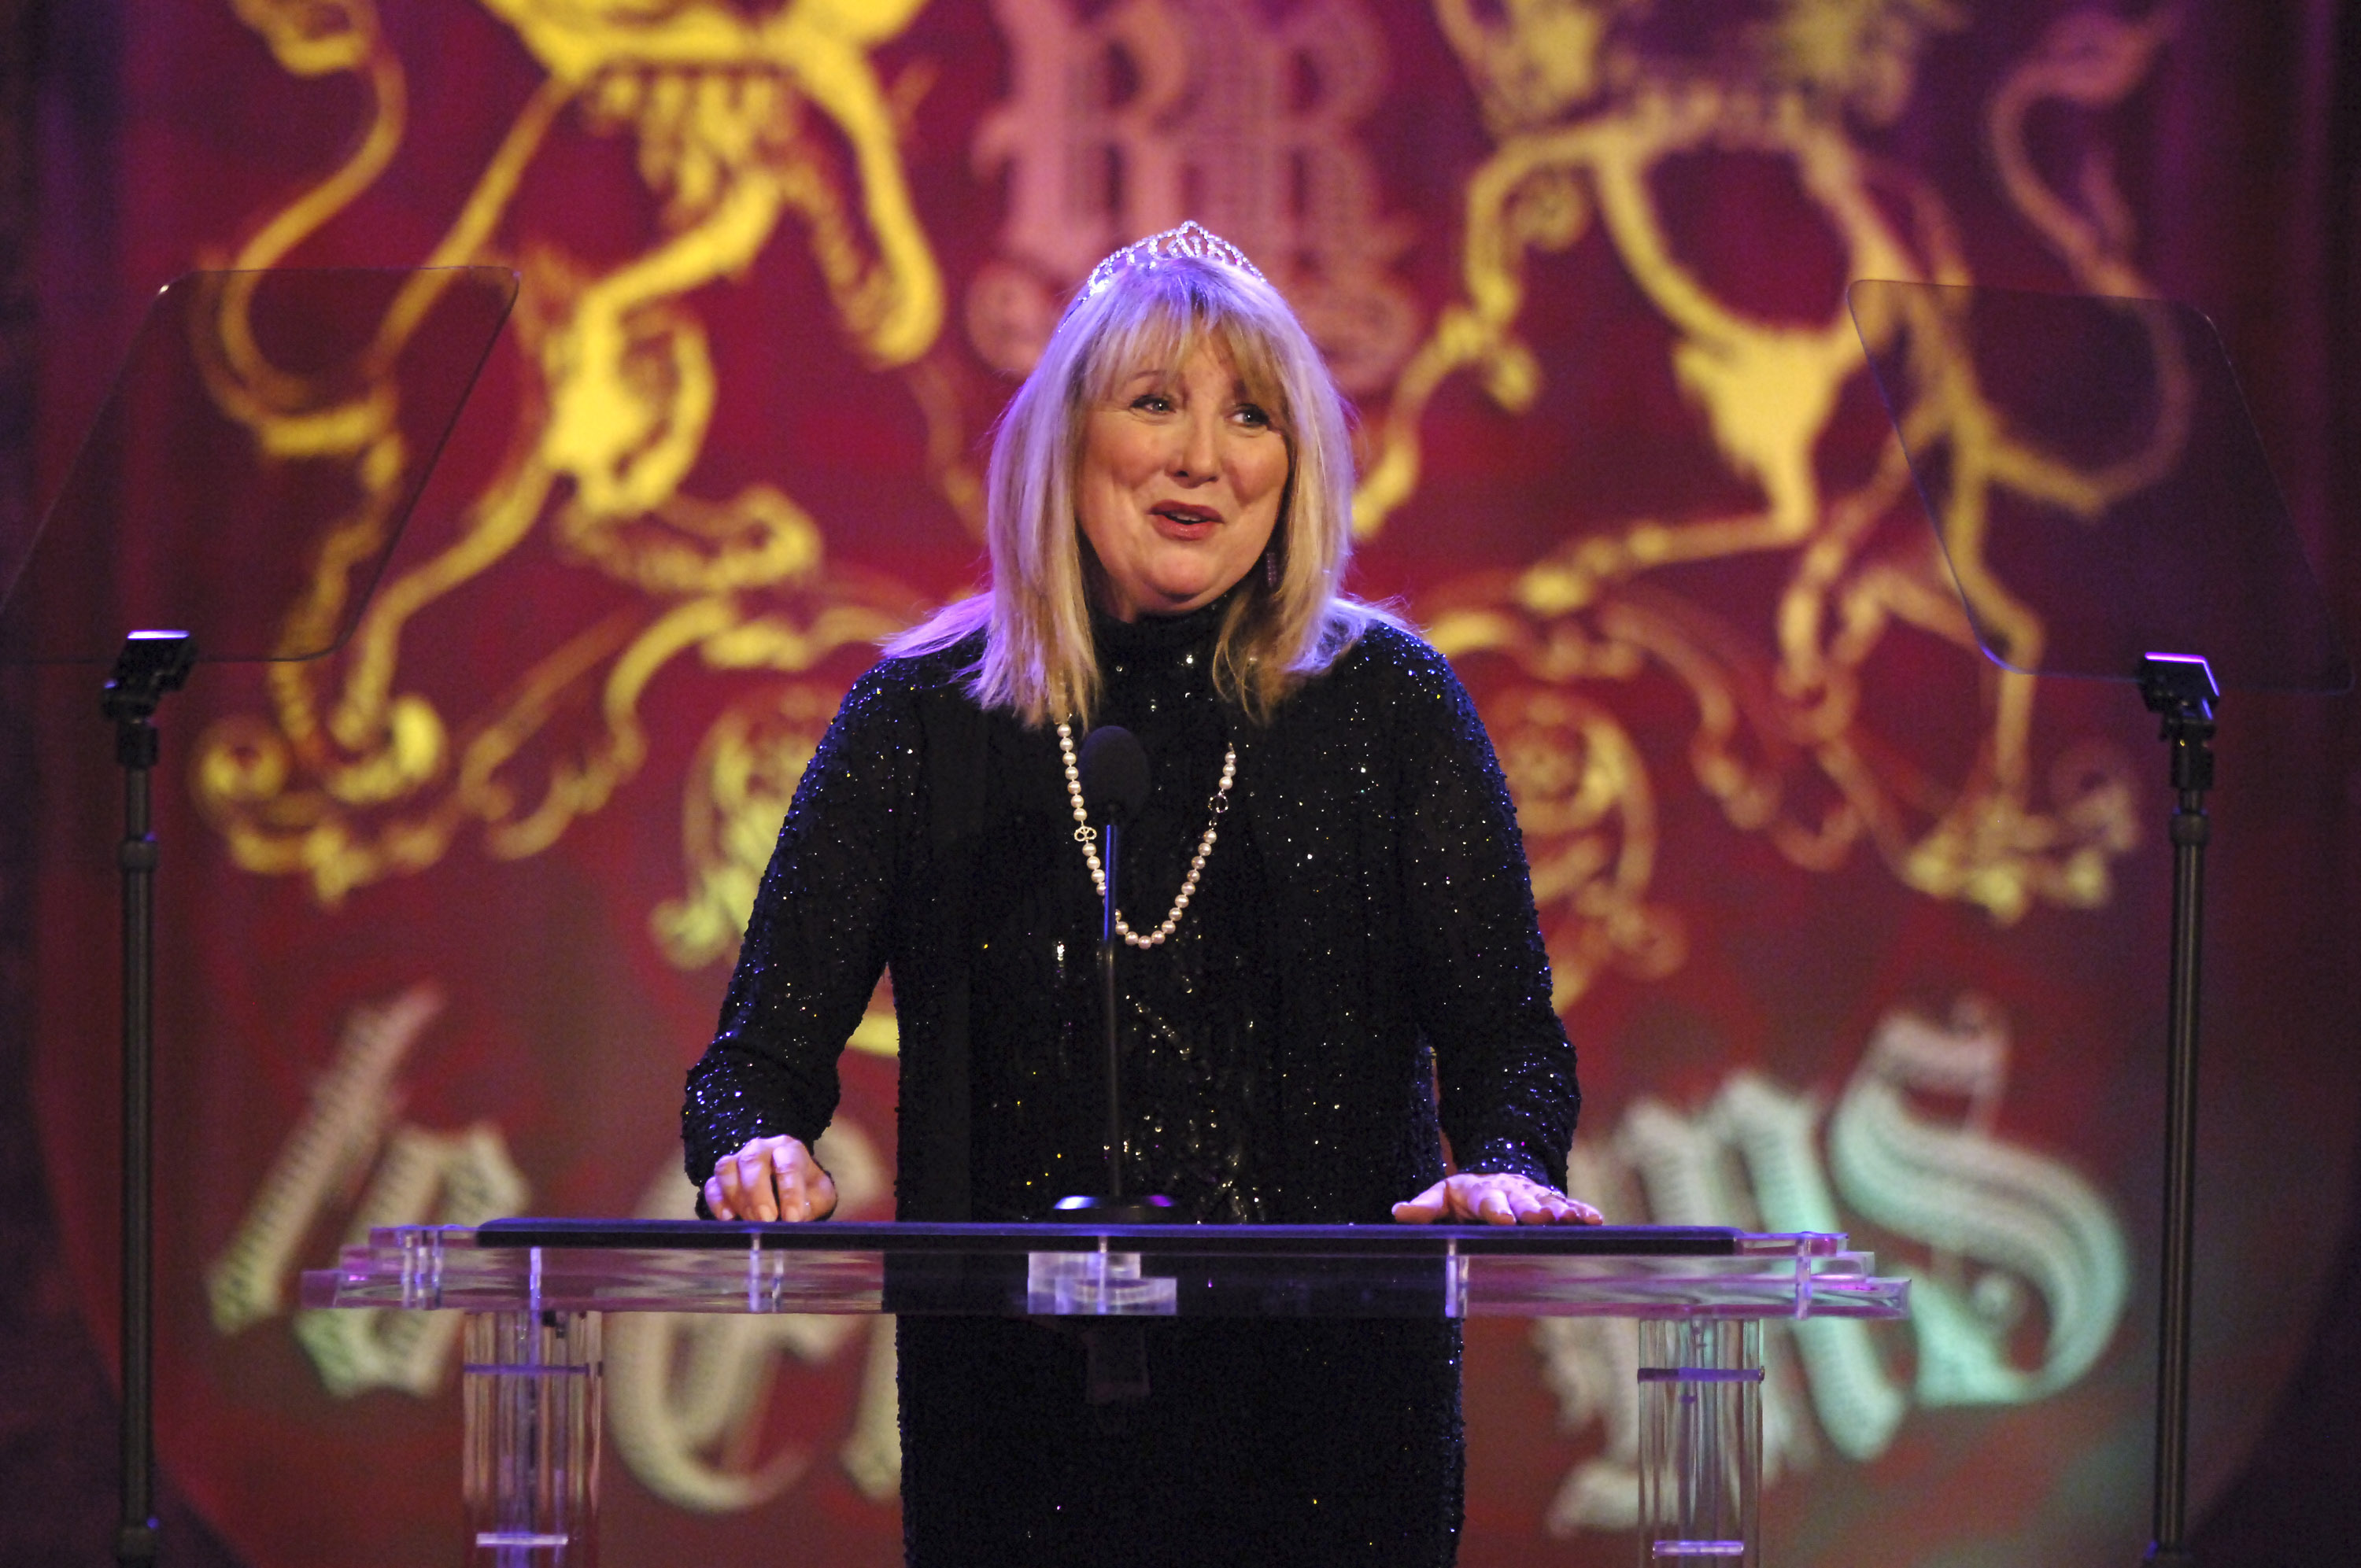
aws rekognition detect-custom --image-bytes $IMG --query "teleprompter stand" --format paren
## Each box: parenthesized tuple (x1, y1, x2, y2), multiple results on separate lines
(100, 631, 196, 1566)
(0, 267, 516, 1565)
(2138, 650, 2218, 1568)
(1849, 282, 2352, 1566)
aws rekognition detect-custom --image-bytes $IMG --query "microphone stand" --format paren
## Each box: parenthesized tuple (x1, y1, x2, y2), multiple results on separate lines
(1055, 727, 1173, 1227)
(2138, 652, 2215, 1568)
(1052, 726, 1173, 1411)
(1099, 817, 1126, 1205)
(104, 630, 196, 1568)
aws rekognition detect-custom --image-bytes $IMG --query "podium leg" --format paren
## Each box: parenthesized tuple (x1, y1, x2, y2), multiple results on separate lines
(1637, 1318, 1762, 1566)
(463, 1311, 603, 1566)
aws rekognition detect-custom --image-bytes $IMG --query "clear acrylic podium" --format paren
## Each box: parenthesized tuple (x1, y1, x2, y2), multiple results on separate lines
(305, 1219, 1906, 1565)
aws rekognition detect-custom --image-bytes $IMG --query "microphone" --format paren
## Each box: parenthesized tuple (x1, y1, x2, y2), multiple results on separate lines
(1077, 725, 1150, 827)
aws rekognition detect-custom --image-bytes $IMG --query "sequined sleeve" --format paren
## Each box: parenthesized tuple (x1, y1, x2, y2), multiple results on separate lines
(680, 662, 917, 1190)
(1384, 631, 1580, 1188)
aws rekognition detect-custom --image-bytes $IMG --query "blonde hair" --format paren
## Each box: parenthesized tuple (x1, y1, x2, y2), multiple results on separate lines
(886, 251, 1382, 725)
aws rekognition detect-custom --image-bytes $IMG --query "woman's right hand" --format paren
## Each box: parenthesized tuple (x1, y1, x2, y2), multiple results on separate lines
(704, 1134, 838, 1222)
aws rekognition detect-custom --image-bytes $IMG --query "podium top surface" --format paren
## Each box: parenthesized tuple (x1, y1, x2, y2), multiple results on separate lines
(471, 1217, 1764, 1255)
(303, 1220, 1909, 1323)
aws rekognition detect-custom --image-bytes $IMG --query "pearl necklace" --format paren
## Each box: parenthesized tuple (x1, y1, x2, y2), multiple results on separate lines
(1057, 721, 1235, 947)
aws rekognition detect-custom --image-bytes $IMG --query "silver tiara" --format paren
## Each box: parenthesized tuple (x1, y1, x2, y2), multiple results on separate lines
(1065, 221, 1267, 318)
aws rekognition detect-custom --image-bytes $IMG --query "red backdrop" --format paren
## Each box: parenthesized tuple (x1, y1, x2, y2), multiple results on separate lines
(6, 2, 2360, 1564)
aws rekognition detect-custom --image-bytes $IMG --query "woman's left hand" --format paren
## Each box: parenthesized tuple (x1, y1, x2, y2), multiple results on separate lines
(1391, 1173, 1603, 1226)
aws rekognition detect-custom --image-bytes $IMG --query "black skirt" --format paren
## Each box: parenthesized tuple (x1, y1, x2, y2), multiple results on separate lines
(896, 1315, 1465, 1566)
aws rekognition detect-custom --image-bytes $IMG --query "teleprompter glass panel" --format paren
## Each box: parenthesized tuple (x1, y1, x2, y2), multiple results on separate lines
(0, 266, 515, 664)
(1847, 280, 2348, 694)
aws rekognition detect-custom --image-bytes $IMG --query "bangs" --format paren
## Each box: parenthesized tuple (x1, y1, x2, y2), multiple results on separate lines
(1071, 264, 1296, 432)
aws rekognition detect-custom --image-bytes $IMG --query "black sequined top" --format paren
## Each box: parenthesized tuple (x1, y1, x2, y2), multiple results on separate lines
(683, 602, 1577, 1222)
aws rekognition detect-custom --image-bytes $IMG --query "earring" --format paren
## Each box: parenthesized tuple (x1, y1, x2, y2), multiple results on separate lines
(1265, 549, 1280, 588)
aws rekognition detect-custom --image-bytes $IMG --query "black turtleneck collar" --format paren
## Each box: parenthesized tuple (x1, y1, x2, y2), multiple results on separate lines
(1091, 582, 1248, 661)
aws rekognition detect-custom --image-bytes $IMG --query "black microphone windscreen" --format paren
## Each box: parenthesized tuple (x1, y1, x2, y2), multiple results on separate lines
(1077, 725, 1151, 827)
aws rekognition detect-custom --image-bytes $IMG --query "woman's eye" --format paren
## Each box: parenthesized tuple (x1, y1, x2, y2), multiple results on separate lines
(1130, 393, 1172, 413)
(1234, 404, 1272, 429)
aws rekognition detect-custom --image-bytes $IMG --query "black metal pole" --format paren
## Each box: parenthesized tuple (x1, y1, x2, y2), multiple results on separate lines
(102, 631, 193, 1568)
(1100, 819, 1122, 1202)
(116, 718, 158, 1567)
(2141, 655, 2214, 1568)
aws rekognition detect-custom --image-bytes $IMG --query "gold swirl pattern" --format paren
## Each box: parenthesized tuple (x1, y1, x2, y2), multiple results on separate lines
(190, 0, 943, 905)
(187, 0, 2177, 1004)
(1362, 0, 2168, 970)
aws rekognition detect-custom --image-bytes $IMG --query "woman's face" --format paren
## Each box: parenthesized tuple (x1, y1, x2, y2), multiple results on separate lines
(1075, 339, 1289, 622)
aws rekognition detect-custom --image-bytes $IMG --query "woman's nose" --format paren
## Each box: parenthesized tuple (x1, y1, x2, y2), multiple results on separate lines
(1172, 410, 1220, 480)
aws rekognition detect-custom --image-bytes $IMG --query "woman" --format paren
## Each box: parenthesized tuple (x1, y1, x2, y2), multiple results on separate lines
(684, 223, 1595, 1565)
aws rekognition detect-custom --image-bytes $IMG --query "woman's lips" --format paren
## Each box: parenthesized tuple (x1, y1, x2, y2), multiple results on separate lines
(1150, 503, 1221, 538)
